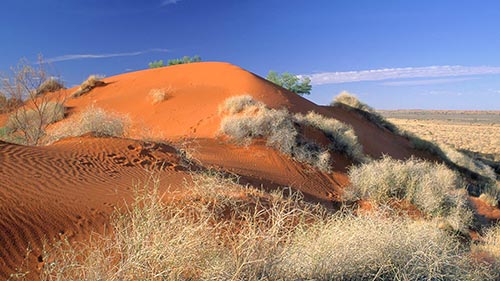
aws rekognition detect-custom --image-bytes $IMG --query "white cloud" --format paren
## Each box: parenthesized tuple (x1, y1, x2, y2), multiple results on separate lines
(46, 48, 169, 63)
(161, 0, 181, 6)
(303, 65, 500, 85)
(381, 77, 478, 86)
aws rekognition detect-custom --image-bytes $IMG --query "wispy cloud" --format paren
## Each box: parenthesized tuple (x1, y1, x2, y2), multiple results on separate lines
(46, 48, 170, 63)
(381, 77, 479, 86)
(161, 0, 181, 6)
(303, 65, 500, 85)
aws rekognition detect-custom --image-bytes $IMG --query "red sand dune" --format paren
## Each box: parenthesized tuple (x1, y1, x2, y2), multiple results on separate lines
(0, 62, 494, 278)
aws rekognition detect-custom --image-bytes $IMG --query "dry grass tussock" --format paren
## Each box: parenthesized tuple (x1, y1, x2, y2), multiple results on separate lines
(219, 95, 331, 171)
(332, 91, 399, 133)
(71, 75, 105, 98)
(33, 172, 496, 280)
(219, 95, 367, 170)
(344, 156, 473, 233)
(148, 86, 172, 104)
(478, 181, 500, 207)
(48, 106, 129, 142)
(35, 78, 65, 97)
(295, 111, 368, 163)
(472, 225, 500, 271)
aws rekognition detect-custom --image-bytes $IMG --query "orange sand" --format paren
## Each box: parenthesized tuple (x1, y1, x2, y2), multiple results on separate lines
(0, 62, 495, 278)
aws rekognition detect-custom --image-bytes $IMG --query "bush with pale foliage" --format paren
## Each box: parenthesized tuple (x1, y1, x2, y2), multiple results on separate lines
(219, 95, 369, 170)
(49, 106, 129, 141)
(35, 78, 65, 96)
(472, 225, 500, 271)
(149, 87, 173, 104)
(219, 96, 331, 171)
(344, 156, 473, 232)
(295, 111, 368, 163)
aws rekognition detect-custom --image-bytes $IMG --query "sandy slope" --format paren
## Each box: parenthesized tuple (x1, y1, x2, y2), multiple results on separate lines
(0, 137, 189, 279)
(0, 62, 470, 278)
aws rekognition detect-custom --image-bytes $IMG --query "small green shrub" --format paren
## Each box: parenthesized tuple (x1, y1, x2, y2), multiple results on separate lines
(266, 71, 312, 96)
(148, 60, 165, 68)
(167, 55, 201, 66)
(344, 156, 473, 232)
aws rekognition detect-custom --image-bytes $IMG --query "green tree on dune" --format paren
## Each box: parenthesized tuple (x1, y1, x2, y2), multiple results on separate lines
(266, 71, 312, 96)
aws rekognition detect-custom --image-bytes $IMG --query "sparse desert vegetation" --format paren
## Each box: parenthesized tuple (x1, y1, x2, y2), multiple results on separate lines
(35, 173, 497, 280)
(0, 57, 67, 145)
(219, 95, 332, 171)
(219, 95, 368, 170)
(1, 63, 499, 280)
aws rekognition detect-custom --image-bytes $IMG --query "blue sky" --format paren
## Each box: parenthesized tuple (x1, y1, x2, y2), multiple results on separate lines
(1, 0, 499, 110)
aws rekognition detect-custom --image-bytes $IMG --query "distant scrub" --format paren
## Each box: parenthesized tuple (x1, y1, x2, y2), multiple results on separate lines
(49, 106, 129, 141)
(71, 75, 106, 98)
(36, 172, 495, 280)
(332, 91, 497, 193)
(344, 156, 473, 232)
